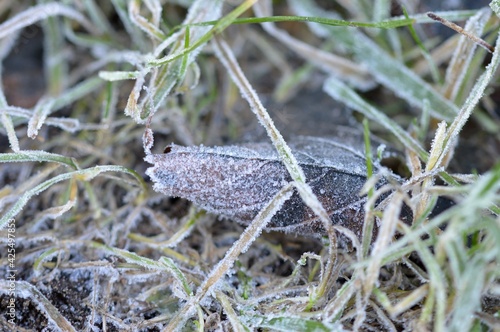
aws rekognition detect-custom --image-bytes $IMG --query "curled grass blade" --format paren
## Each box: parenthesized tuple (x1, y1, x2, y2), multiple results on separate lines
(27, 98, 56, 138)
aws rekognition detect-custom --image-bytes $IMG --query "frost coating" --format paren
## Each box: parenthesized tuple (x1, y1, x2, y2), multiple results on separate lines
(146, 136, 387, 236)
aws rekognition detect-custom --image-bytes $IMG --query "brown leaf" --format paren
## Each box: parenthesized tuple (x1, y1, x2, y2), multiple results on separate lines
(146, 135, 396, 238)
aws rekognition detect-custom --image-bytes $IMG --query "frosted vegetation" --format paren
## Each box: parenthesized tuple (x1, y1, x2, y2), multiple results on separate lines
(0, 0, 499, 331)
(146, 135, 391, 237)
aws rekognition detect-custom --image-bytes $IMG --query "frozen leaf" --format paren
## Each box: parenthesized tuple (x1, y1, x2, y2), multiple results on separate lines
(146, 135, 398, 238)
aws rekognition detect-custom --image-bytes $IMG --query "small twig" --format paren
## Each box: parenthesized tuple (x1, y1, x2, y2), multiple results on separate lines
(427, 12, 495, 53)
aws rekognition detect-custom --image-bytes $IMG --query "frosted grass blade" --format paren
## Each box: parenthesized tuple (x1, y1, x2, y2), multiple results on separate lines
(0, 151, 79, 169)
(162, 184, 294, 331)
(442, 8, 491, 101)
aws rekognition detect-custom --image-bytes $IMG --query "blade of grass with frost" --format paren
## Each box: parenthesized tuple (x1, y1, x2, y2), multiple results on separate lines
(212, 37, 339, 241)
(289, 0, 459, 121)
(217, 291, 250, 332)
(33, 248, 60, 274)
(1, 111, 19, 152)
(144, 0, 162, 27)
(0, 3, 95, 39)
(39, 198, 77, 220)
(158, 257, 194, 297)
(63, 24, 117, 49)
(381, 284, 429, 318)
(3, 106, 81, 133)
(28, 98, 55, 139)
(413, 232, 447, 330)
(442, 8, 490, 101)
(129, 208, 203, 249)
(324, 76, 428, 161)
(364, 192, 403, 296)
(162, 184, 294, 332)
(99, 70, 141, 81)
(361, 119, 375, 258)
(178, 26, 190, 83)
(0, 165, 146, 230)
(444, 243, 485, 331)
(129, 0, 166, 41)
(0, 151, 79, 169)
(0, 280, 77, 332)
(102, 80, 117, 120)
(324, 278, 357, 321)
(70, 50, 144, 77)
(434, 33, 500, 170)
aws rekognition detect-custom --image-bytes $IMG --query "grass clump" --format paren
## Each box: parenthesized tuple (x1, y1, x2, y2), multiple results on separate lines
(0, 1, 499, 331)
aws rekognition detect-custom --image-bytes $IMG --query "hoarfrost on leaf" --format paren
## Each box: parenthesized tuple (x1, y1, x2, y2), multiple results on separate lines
(146, 135, 398, 237)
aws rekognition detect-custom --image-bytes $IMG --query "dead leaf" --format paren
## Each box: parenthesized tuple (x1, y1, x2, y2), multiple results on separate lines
(146, 133, 402, 238)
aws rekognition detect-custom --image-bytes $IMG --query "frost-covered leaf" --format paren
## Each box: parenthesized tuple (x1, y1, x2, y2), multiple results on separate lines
(146, 135, 398, 237)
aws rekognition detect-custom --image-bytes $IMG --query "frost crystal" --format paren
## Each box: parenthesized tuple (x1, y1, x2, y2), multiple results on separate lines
(146, 136, 389, 236)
